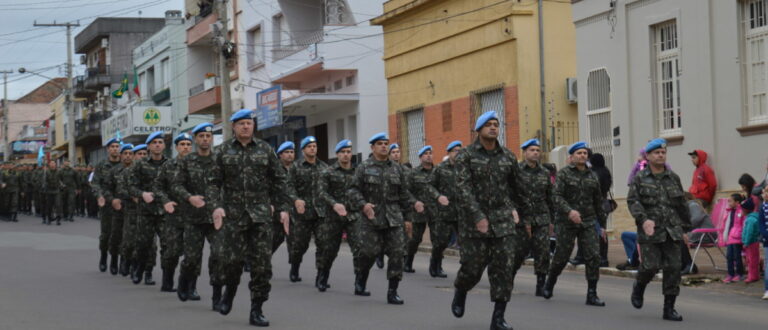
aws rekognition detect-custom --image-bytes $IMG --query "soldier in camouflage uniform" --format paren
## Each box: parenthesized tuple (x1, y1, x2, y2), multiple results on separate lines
(103, 144, 135, 275)
(286, 136, 328, 284)
(0, 163, 20, 222)
(33, 165, 44, 218)
(348, 132, 420, 304)
(450, 112, 524, 330)
(153, 133, 194, 294)
(118, 144, 149, 280)
(431, 141, 464, 277)
(75, 164, 87, 217)
(91, 138, 122, 272)
(542, 141, 607, 307)
(207, 109, 297, 326)
(314, 139, 361, 292)
(272, 142, 295, 255)
(42, 160, 64, 226)
(172, 123, 221, 307)
(86, 164, 99, 218)
(627, 138, 690, 321)
(20, 165, 33, 216)
(512, 139, 555, 296)
(59, 159, 79, 222)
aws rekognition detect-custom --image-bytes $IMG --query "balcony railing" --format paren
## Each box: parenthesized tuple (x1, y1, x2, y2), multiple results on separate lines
(75, 111, 112, 139)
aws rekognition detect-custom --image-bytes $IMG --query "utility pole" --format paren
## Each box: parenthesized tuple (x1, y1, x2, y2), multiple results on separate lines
(216, 0, 233, 140)
(537, 0, 548, 151)
(34, 21, 80, 163)
(1, 70, 12, 162)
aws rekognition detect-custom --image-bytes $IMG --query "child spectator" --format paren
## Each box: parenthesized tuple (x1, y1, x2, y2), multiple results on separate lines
(742, 200, 760, 283)
(757, 187, 768, 299)
(721, 194, 746, 283)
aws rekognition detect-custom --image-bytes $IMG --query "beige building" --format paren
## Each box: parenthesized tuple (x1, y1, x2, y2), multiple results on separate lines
(0, 78, 65, 161)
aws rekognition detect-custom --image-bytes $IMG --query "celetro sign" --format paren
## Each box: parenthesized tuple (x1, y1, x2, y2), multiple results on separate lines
(256, 86, 282, 130)
(101, 106, 173, 144)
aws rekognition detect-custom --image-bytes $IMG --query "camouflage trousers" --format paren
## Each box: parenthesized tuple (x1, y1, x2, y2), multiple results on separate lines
(548, 222, 600, 281)
(454, 235, 515, 302)
(61, 189, 76, 218)
(161, 214, 184, 271)
(315, 216, 361, 274)
(21, 190, 33, 213)
(637, 238, 682, 296)
(181, 222, 218, 285)
(512, 224, 551, 276)
(98, 206, 113, 253)
(109, 208, 124, 256)
(42, 192, 62, 220)
(430, 221, 459, 260)
(1, 191, 19, 213)
(213, 219, 273, 301)
(406, 221, 432, 257)
(288, 216, 321, 265)
(358, 220, 405, 280)
(136, 214, 164, 271)
(121, 205, 155, 265)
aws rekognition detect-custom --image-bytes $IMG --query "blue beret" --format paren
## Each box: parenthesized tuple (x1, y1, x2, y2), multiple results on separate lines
(105, 137, 120, 147)
(335, 139, 352, 153)
(389, 143, 400, 152)
(474, 110, 499, 131)
(192, 122, 213, 135)
(277, 141, 295, 154)
(120, 144, 134, 153)
(446, 140, 462, 152)
(145, 131, 164, 144)
(645, 138, 667, 153)
(230, 108, 254, 122)
(568, 141, 588, 155)
(174, 133, 192, 145)
(418, 145, 432, 157)
(368, 132, 389, 144)
(300, 136, 317, 150)
(132, 144, 147, 153)
(521, 138, 540, 150)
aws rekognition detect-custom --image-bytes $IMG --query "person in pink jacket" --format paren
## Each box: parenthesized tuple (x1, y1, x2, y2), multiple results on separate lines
(720, 194, 747, 283)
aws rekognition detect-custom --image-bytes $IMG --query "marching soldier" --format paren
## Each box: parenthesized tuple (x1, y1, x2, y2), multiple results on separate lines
(42, 160, 64, 226)
(59, 159, 79, 222)
(1, 163, 20, 222)
(119, 144, 149, 280)
(34, 164, 45, 218)
(272, 141, 295, 255)
(91, 137, 122, 272)
(431, 140, 464, 278)
(348, 132, 421, 304)
(76, 164, 87, 217)
(542, 141, 607, 307)
(450, 111, 524, 330)
(512, 139, 555, 296)
(207, 109, 297, 326)
(103, 144, 135, 275)
(21, 164, 33, 216)
(627, 138, 690, 321)
(86, 164, 99, 218)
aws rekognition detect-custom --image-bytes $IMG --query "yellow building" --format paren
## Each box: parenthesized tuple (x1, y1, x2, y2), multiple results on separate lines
(51, 95, 86, 163)
(372, 0, 578, 163)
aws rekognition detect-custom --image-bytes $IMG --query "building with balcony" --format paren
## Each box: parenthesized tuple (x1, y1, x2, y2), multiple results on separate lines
(0, 78, 65, 161)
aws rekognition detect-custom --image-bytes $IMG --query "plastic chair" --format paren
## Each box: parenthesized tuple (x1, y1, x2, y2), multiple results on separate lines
(687, 198, 727, 273)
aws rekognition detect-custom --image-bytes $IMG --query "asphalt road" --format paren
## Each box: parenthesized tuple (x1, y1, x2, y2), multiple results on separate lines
(1, 215, 766, 330)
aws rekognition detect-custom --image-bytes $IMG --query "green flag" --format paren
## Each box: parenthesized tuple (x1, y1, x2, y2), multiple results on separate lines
(111, 73, 129, 98)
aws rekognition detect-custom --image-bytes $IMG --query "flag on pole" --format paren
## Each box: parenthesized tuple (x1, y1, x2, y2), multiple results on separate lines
(111, 73, 129, 98)
(133, 66, 140, 97)
(116, 130, 123, 145)
(36, 146, 44, 167)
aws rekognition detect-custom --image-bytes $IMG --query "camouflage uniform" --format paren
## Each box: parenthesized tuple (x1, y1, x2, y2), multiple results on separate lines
(58, 165, 79, 220)
(42, 167, 63, 222)
(33, 168, 44, 216)
(154, 157, 184, 273)
(271, 164, 291, 254)
(102, 164, 126, 258)
(21, 168, 33, 214)
(627, 168, 691, 296)
(316, 162, 361, 274)
(207, 137, 295, 301)
(453, 138, 525, 303)
(1, 167, 20, 217)
(116, 166, 143, 268)
(432, 160, 461, 260)
(513, 161, 555, 276)
(287, 159, 328, 266)
(126, 156, 168, 276)
(406, 165, 439, 260)
(91, 159, 121, 254)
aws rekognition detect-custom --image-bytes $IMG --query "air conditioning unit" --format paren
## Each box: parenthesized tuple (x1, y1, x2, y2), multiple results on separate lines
(566, 77, 577, 104)
(101, 38, 109, 48)
(80, 55, 86, 65)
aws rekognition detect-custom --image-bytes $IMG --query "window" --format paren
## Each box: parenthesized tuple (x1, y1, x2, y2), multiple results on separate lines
(470, 86, 506, 146)
(334, 79, 343, 91)
(146, 67, 155, 96)
(273, 13, 292, 49)
(160, 58, 170, 90)
(346, 75, 355, 87)
(743, 0, 768, 125)
(587, 68, 613, 176)
(442, 102, 452, 132)
(396, 106, 425, 165)
(248, 26, 264, 68)
(138, 72, 146, 97)
(653, 20, 682, 136)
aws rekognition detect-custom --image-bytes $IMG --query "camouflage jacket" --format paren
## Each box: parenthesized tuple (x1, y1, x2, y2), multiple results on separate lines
(21, 171, 33, 191)
(79, 171, 90, 190)
(1, 169, 20, 192)
(207, 137, 296, 225)
(172, 152, 217, 224)
(455, 138, 527, 238)
(58, 166, 79, 190)
(153, 157, 180, 206)
(317, 162, 360, 222)
(408, 164, 440, 223)
(627, 167, 692, 243)
(91, 159, 121, 198)
(348, 157, 415, 229)
(126, 156, 168, 216)
(288, 158, 329, 219)
(518, 161, 555, 227)
(553, 164, 606, 226)
(433, 160, 461, 222)
(42, 168, 63, 194)
(103, 164, 130, 202)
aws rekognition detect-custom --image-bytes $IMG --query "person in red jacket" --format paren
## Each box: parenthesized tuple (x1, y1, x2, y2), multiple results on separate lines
(688, 150, 718, 207)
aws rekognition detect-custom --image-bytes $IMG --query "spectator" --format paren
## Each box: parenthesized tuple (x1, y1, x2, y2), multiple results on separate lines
(616, 231, 639, 271)
(590, 153, 612, 267)
(680, 193, 716, 275)
(688, 150, 717, 208)
(756, 186, 768, 299)
(739, 174, 761, 206)
(754, 158, 768, 199)
(742, 201, 761, 283)
(721, 194, 746, 283)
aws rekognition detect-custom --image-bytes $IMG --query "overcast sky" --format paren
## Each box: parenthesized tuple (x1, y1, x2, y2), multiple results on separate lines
(0, 0, 184, 100)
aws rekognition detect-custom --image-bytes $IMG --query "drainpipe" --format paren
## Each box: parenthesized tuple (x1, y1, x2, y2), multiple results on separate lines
(538, 0, 547, 150)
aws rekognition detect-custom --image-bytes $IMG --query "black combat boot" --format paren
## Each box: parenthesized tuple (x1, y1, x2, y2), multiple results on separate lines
(535, 274, 546, 297)
(218, 284, 238, 316)
(354, 271, 370, 296)
(490, 301, 513, 330)
(434, 257, 447, 278)
(177, 273, 190, 301)
(541, 275, 557, 299)
(109, 254, 119, 275)
(387, 279, 404, 305)
(144, 270, 156, 285)
(585, 280, 605, 306)
(161, 268, 176, 292)
(404, 254, 415, 273)
(315, 270, 327, 292)
(99, 252, 107, 272)
(289, 263, 302, 282)
(211, 285, 223, 311)
(662, 295, 683, 321)
(132, 263, 145, 285)
(249, 299, 270, 327)
(188, 278, 200, 301)
(119, 258, 129, 277)
(451, 289, 467, 318)
(631, 280, 646, 309)
(429, 257, 438, 277)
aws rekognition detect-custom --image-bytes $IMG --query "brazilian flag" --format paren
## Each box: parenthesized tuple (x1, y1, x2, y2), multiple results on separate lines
(111, 73, 129, 98)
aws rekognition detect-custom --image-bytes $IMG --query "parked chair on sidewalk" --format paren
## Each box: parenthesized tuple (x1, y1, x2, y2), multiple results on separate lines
(687, 198, 728, 273)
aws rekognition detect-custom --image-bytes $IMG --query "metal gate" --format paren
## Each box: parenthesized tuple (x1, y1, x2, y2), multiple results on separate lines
(470, 86, 506, 146)
(405, 109, 425, 165)
(587, 68, 613, 177)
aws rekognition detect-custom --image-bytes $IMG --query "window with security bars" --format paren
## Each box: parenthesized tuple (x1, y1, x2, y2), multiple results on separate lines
(654, 20, 682, 136)
(743, 0, 768, 125)
(396, 107, 425, 166)
(587, 68, 613, 175)
(470, 87, 506, 146)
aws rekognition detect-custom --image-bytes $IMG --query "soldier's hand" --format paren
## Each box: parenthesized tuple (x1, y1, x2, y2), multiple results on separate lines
(525, 224, 532, 238)
(414, 201, 425, 213)
(568, 210, 582, 224)
(280, 212, 290, 235)
(333, 203, 347, 217)
(97, 196, 106, 207)
(642, 220, 655, 236)
(189, 195, 206, 208)
(132, 197, 139, 203)
(405, 221, 413, 238)
(512, 210, 520, 224)
(295, 200, 306, 215)
(213, 208, 226, 230)
(111, 199, 122, 211)
(363, 203, 375, 220)
(164, 202, 177, 214)
(142, 192, 154, 204)
(437, 195, 449, 206)
(476, 218, 489, 234)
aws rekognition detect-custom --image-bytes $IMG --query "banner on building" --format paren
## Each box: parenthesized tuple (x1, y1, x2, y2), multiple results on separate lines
(13, 140, 47, 155)
(101, 106, 173, 145)
(256, 86, 282, 131)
